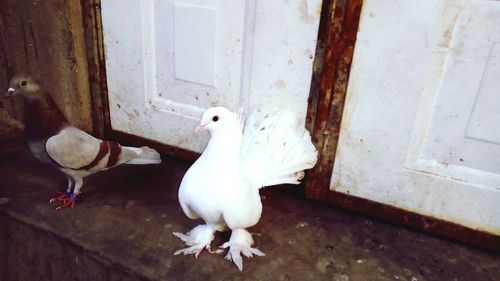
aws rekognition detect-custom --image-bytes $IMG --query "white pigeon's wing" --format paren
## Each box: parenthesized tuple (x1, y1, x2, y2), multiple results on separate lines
(240, 107, 318, 189)
(46, 126, 103, 169)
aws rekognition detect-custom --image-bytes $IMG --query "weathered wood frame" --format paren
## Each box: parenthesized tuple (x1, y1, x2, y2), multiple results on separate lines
(81, 0, 109, 139)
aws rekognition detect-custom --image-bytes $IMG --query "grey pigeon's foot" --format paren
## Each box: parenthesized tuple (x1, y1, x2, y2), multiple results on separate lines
(49, 191, 78, 210)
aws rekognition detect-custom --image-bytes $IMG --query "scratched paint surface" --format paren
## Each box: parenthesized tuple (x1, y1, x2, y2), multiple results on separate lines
(332, 0, 500, 234)
(101, 0, 322, 153)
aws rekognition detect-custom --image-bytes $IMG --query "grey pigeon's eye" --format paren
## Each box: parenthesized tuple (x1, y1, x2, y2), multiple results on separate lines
(212, 116, 219, 122)
(20, 80, 27, 86)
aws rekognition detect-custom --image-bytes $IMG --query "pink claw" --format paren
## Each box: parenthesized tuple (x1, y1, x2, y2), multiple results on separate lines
(194, 249, 202, 259)
(49, 191, 68, 203)
(49, 192, 77, 210)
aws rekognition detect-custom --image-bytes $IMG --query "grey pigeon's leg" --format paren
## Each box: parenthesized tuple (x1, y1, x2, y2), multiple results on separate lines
(50, 177, 83, 210)
(66, 176, 74, 193)
(49, 176, 75, 204)
(71, 177, 83, 199)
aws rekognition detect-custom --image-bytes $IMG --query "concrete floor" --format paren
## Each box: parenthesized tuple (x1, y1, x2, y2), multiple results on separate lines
(0, 140, 499, 281)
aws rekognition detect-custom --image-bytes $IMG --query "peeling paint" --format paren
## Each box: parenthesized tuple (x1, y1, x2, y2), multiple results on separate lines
(304, 48, 314, 59)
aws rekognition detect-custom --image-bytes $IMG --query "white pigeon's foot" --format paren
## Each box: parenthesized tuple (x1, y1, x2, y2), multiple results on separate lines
(220, 228, 265, 271)
(173, 224, 223, 258)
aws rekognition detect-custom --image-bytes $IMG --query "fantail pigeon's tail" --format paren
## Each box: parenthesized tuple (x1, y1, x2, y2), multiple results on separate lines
(240, 107, 318, 189)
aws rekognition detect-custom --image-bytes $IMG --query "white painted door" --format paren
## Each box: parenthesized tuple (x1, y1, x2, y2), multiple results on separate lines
(101, 0, 322, 153)
(333, 0, 500, 234)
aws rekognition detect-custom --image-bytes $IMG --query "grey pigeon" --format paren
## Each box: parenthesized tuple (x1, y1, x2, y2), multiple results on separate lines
(5, 75, 162, 209)
(173, 106, 318, 270)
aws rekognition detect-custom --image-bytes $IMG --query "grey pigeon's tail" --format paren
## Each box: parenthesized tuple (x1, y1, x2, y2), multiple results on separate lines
(123, 146, 162, 165)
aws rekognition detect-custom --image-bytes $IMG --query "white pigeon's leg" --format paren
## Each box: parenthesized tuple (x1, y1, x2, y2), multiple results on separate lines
(220, 228, 265, 271)
(173, 224, 223, 258)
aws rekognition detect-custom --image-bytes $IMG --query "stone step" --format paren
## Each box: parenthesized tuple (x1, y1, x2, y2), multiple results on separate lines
(1, 144, 498, 281)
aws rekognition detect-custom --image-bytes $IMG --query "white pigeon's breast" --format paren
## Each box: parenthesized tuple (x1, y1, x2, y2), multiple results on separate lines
(179, 163, 239, 225)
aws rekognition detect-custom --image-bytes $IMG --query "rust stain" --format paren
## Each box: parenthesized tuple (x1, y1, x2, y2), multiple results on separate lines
(438, 0, 463, 48)
(315, 0, 323, 17)
(305, 0, 363, 200)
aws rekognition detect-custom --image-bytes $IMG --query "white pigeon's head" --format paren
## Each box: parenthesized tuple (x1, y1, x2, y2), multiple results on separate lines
(196, 106, 241, 135)
(5, 75, 42, 100)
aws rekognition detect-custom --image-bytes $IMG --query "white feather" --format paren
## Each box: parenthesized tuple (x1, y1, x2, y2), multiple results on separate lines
(240, 107, 318, 189)
(124, 146, 162, 165)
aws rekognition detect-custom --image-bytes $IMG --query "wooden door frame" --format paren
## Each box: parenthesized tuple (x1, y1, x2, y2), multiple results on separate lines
(82, 0, 499, 251)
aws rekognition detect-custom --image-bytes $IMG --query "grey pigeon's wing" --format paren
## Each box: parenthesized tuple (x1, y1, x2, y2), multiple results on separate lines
(45, 126, 103, 169)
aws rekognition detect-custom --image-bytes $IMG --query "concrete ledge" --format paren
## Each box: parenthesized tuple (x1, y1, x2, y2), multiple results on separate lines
(1, 144, 499, 281)
(0, 213, 148, 281)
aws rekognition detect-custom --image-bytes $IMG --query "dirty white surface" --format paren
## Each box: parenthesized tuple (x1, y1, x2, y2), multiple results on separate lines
(101, 0, 322, 152)
(332, 0, 500, 234)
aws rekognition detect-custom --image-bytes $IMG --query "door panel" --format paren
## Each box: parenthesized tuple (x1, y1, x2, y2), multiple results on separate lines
(101, 0, 248, 152)
(173, 3, 216, 87)
(409, 0, 500, 189)
(101, 0, 322, 153)
(332, 0, 500, 234)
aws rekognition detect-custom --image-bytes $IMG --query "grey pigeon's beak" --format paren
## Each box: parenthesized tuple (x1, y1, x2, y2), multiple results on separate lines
(194, 123, 207, 134)
(5, 87, 15, 98)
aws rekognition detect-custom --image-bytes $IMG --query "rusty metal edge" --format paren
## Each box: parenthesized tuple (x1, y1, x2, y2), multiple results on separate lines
(305, 0, 361, 201)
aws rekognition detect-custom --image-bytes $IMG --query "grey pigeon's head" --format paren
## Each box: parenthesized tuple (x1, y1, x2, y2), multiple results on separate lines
(5, 75, 42, 99)
(196, 106, 241, 135)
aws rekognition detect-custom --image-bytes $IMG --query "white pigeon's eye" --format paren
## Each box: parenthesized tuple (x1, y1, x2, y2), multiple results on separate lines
(20, 80, 27, 86)
(212, 116, 219, 122)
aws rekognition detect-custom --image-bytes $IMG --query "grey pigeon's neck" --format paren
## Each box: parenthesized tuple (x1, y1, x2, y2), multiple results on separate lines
(23, 92, 68, 143)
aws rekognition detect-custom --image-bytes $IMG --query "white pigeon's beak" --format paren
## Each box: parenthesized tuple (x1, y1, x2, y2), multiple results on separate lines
(5, 88, 15, 98)
(194, 122, 208, 134)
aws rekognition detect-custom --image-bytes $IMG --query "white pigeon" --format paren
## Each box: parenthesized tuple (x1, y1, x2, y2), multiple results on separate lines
(173, 106, 318, 270)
